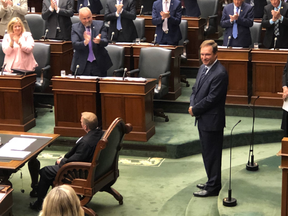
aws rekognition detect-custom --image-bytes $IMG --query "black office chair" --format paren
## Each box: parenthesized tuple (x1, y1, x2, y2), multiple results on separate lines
(127, 47, 171, 122)
(25, 14, 45, 40)
(105, 45, 125, 77)
(179, 19, 190, 87)
(33, 43, 52, 111)
(198, 0, 219, 37)
(249, 22, 262, 48)
(71, 15, 80, 24)
(133, 18, 146, 42)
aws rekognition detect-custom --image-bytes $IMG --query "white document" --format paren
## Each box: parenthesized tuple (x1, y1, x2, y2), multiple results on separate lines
(0, 193, 5, 201)
(0, 150, 31, 159)
(1, 137, 36, 151)
(283, 98, 288, 112)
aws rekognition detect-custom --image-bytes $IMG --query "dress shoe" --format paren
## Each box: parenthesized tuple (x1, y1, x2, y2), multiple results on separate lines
(196, 183, 206, 190)
(30, 200, 42, 212)
(193, 189, 219, 197)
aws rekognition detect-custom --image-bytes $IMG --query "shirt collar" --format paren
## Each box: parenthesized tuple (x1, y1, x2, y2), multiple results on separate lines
(275, 1, 282, 10)
(205, 59, 218, 74)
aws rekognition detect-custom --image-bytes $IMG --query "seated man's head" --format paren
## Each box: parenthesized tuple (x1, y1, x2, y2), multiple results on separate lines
(39, 185, 84, 216)
(81, 112, 98, 132)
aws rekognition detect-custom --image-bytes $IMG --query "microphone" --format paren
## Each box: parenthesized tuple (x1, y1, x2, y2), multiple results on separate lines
(43, 29, 48, 41)
(110, 32, 115, 42)
(80, 3, 82, 8)
(227, 36, 231, 48)
(246, 95, 260, 171)
(122, 68, 127, 80)
(1, 63, 6, 76)
(74, 65, 79, 78)
(274, 37, 277, 50)
(139, 5, 143, 15)
(152, 34, 157, 45)
(223, 119, 241, 207)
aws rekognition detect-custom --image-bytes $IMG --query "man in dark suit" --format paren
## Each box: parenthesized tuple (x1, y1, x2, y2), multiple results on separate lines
(42, 0, 74, 40)
(220, 0, 254, 48)
(70, 7, 112, 76)
(77, 0, 103, 14)
(182, 0, 201, 17)
(104, 0, 138, 42)
(189, 40, 228, 197)
(152, 0, 182, 45)
(245, 0, 267, 18)
(262, 0, 288, 49)
(30, 112, 103, 211)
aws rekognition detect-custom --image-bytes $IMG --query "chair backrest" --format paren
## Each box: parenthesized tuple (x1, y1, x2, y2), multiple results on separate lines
(105, 45, 125, 76)
(133, 18, 145, 41)
(138, 47, 171, 79)
(178, 19, 188, 45)
(25, 14, 45, 40)
(249, 22, 262, 48)
(33, 43, 51, 78)
(0, 42, 4, 67)
(71, 15, 80, 24)
(198, 0, 218, 18)
(100, 0, 106, 14)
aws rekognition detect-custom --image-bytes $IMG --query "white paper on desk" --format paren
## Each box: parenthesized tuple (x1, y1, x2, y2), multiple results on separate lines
(0, 150, 31, 159)
(1, 137, 36, 151)
(124, 77, 147, 82)
(283, 99, 288, 112)
(101, 77, 124, 81)
(0, 193, 5, 201)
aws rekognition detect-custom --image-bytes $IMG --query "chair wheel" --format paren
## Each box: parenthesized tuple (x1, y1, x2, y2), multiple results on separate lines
(165, 117, 169, 122)
(49, 109, 53, 112)
(186, 83, 190, 87)
(119, 200, 123, 205)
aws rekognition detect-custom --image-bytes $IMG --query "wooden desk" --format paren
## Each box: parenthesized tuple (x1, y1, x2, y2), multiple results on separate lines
(52, 76, 100, 137)
(218, 48, 251, 105)
(0, 74, 36, 131)
(0, 185, 13, 216)
(0, 131, 59, 184)
(35, 41, 73, 78)
(99, 78, 156, 142)
(251, 49, 288, 107)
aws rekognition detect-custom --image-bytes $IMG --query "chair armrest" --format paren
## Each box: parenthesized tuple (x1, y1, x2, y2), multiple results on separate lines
(208, 14, 218, 19)
(157, 71, 171, 91)
(113, 68, 124, 77)
(38, 65, 51, 85)
(126, 68, 140, 77)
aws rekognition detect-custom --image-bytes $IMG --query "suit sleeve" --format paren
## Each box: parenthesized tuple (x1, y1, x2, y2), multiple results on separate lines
(94, 25, 109, 48)
(104, 2, 118, 21)
(42, 0, 53, 20)
(237, 5, 254, 27)
(192, 71, 228, 116)
(12, 0, 28, 16)
(71, 24, 87, 51)
(58, 0, 74, 17)
(167, 1, 182, 25)
(283, 61, 288, 87)
(121, 0, 136, 20)
(220, 7, 233, 28)
(152, 3, 163, 25)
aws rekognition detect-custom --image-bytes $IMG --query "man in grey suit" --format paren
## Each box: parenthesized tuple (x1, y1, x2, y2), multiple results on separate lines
(42, 0, 74, 40)
(189, 40, 228, 197)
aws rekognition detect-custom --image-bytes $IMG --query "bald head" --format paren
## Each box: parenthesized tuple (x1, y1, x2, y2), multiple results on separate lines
(79, 7, 92, 27)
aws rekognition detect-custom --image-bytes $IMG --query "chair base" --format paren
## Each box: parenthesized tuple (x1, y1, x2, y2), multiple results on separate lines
(154, 108, 169, 122)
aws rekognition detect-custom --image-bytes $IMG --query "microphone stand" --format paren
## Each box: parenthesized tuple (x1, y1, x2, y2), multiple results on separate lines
(223, 120, 241, 207)
(246, 96, 260, 171)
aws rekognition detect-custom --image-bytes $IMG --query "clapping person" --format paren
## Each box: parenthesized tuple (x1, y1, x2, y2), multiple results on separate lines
(2, 17, 37, 72)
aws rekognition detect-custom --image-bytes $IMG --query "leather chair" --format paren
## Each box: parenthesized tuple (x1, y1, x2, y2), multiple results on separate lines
(54, 117, 132, 216)
(71, 15, 80, 24)
(33, 43, 52, 111)
(198, 0, 219, 37)
(105, 44, 125, 76)
(179, 19, 190, 87)
(249, 22, 262, 48)
(133, 18, 146, 42)
(25, 14, 45, 40)
(127, 47, 171, 122)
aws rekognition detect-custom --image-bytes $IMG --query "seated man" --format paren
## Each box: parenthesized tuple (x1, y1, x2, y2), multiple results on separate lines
(30, 112, 103, 211)
(152, 0, 182, 45)
(220, 0, 254, 48)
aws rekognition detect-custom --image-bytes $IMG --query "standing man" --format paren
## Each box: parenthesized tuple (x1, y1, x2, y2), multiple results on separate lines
(77, 0, 103, 14)
(71, 7, 112, 77)
(262, 0, 288, 49)
(152, 0, 182, 45)
(245, 0, 266, 18)
(281, 58, 288, 137)
(182, 0, 201, 17)
(104, 0, 138, 42)
(220, 0, 254, 48)
(42, 0, 74, 41)
(30, 112, 103, 211)
(189, 40, 228, 197)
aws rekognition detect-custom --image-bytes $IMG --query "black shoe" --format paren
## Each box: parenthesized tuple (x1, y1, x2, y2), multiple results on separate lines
(193, 189, 219, 197)
(30, 189, 38, 198)
(30, 200, 42, 212)
(196, 183, 206, 190)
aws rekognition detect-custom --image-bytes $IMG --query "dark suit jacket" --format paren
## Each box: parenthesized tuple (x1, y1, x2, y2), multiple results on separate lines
(262, 2, 288, 48)
(104, 0, 137, 42)
(42, 0, 74, 41)
(244, 0, 266, 18)
(70, 20, 112, 76)
(58, 128, 103, 167)
(220, 2, 254, 48)
(77, 0, 103, 14)
(152, 0, 182, 45)
(190, 60, 228, 131)
(183, 0, 201, 17)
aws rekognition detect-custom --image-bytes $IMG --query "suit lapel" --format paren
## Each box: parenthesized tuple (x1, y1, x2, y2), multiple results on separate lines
(195, 62, 218, 94)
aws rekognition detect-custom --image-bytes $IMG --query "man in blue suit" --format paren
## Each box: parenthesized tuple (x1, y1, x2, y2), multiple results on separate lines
(152, 0, 182, 45)
(189, 40, 228, 197)
(77, 0, 103, 14)
(220, 0, 254, 48)
(70, 7, 112, 76)
(182, 0, 201, 17)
